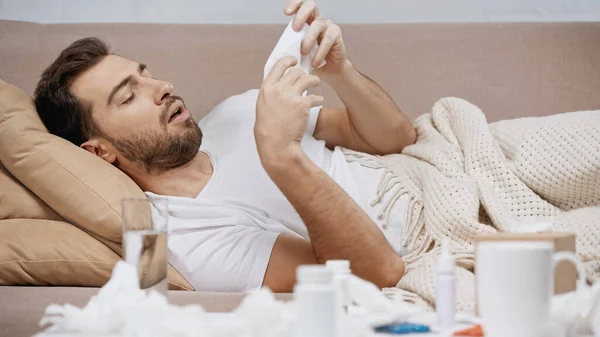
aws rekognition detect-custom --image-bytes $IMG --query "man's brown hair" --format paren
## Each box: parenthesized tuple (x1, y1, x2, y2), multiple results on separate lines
(35, 37, 109, 145)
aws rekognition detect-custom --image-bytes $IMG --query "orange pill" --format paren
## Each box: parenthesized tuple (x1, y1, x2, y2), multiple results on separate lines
(453, 324, 484, 337)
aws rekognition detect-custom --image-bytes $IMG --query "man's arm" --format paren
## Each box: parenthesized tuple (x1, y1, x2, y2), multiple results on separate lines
(281, 1, 415, 155)
(255, 56, 405, 291)
(261, 146, 406, 288)
(314, 61, 417, 155)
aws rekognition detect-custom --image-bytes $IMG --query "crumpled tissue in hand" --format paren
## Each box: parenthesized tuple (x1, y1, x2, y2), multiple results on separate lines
(38, 261, 411, 337)
(263, 17, 326, 87)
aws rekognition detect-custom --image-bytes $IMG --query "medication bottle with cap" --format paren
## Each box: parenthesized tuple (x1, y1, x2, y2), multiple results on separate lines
(436, 238, 456, 330)
(295, 265, 338, 337)
(326, 260, 352, 309)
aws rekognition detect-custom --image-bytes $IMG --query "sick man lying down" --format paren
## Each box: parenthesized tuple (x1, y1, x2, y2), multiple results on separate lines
(34, 0, 600, 304)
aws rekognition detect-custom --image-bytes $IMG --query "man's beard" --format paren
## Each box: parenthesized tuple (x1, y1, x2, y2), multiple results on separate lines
(106, 98, 203, 174)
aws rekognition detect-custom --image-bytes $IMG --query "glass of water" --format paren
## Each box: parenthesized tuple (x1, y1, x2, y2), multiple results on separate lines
(122, 198, 168, 295)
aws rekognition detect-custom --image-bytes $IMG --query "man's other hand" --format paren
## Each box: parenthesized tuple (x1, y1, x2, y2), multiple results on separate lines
(255, 56, 323, 165)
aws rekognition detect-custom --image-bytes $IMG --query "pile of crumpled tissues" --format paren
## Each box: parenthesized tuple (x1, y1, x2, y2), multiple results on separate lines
(37, 262, 423, 337)
(543, 280, 600, 337)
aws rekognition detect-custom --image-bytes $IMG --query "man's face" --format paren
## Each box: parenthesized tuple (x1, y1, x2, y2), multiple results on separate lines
(71, 55, 202, 174)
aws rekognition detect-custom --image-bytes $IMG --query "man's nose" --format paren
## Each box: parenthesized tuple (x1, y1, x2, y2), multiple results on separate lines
(154, 80, 174, 105)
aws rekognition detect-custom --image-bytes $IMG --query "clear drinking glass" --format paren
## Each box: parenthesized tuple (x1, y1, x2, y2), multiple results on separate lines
(122, 198, 168, 296)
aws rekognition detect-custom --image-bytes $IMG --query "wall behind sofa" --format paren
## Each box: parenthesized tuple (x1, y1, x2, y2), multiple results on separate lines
(1, 0, 599, 24)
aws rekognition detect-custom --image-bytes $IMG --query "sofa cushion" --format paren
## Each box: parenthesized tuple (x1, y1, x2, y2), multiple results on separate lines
(0, 163, 64, 221)
(0, 219, 191, 290)
(0, 79, 193, 290)
(0, 219, 119, 286)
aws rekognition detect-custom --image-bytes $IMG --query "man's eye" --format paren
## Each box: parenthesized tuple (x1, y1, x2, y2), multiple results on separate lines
(123, 92, 135, 105)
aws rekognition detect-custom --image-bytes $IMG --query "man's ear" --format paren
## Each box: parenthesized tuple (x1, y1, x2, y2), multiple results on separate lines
(81, 138, 117, 164)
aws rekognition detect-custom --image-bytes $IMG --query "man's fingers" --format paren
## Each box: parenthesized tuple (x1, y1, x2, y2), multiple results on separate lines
(294, 74, 321, 94)
(301, 19, 326, 56)
(293, 0, 318, 31)
(306, 94, 325, 108)
(264, 56, 298, 85)
(281, 67, 306, 86)
(284, 0, 303, 16)
(312, 24, 339, 67)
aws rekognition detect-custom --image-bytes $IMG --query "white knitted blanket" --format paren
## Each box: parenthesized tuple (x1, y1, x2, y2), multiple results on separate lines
(344, 97, 600, 312)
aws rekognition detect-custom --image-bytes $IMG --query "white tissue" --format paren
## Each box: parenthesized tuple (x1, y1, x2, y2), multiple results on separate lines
(39, 261, 410, 337)
(507, 217, 553, 233)
(38, 262, 294, 337)
(347, 274, 394, 314)
(38, 262, 207, 337)
(346, 274, 425, 327)
(234, 288, 296, 337)
(541, 281, 600, 337)
(263, 18, 326, 84)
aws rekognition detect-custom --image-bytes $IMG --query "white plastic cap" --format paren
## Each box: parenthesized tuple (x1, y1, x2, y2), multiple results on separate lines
(297, 265, 333, 285)
(325, 260, 351, 274)
(437, 238, 456, 274)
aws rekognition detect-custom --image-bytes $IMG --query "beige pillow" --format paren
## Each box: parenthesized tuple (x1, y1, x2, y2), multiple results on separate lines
(0, 219, 120, 286)
(0, 79, 139, 244)
(0, 219, 189, 290)
(0, 163, 64, 221)
(0, 79, 193, 291)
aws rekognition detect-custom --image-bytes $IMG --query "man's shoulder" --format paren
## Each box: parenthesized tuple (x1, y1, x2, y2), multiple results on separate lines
(198, 89, 260, 152)
(198, 89, 259, 128)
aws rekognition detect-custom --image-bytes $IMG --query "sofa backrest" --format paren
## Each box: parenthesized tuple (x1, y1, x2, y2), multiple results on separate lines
(1, 20, 599, 123)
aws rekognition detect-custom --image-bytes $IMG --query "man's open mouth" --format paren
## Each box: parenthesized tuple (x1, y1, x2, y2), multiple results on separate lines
(168, 106, 183, 123)
(167, 100, 186, 123)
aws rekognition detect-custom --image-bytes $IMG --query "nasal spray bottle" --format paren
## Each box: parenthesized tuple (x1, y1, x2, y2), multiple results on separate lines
(295, 265, 338, 337)
(436, 238, 456, 330)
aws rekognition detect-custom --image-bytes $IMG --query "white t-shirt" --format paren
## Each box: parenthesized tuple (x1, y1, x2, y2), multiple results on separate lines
(146, 89, 408, 292)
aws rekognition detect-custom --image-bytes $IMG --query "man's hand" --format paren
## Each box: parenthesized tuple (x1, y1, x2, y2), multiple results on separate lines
(255, 56, 323, 164)
(283, 0, 416, 155)
(284, 0, 348, 76)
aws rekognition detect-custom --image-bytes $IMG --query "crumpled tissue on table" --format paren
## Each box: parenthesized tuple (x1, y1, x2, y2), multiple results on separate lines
(36, 261, 425, 337)
(542, 281, 600, 337)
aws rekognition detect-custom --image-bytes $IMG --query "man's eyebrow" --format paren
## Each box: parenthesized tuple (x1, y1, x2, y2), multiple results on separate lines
(106, 63, 147, 106)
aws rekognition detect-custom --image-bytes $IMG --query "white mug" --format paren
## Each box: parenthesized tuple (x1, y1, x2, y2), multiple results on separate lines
(476, 241, 586, 337)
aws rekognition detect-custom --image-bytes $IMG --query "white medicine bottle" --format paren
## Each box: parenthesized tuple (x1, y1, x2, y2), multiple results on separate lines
(295, 265, 338, 337)
(326, 259, 352, 309)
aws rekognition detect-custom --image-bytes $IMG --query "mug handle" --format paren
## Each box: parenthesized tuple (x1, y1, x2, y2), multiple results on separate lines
(553, 251, 587, 291)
